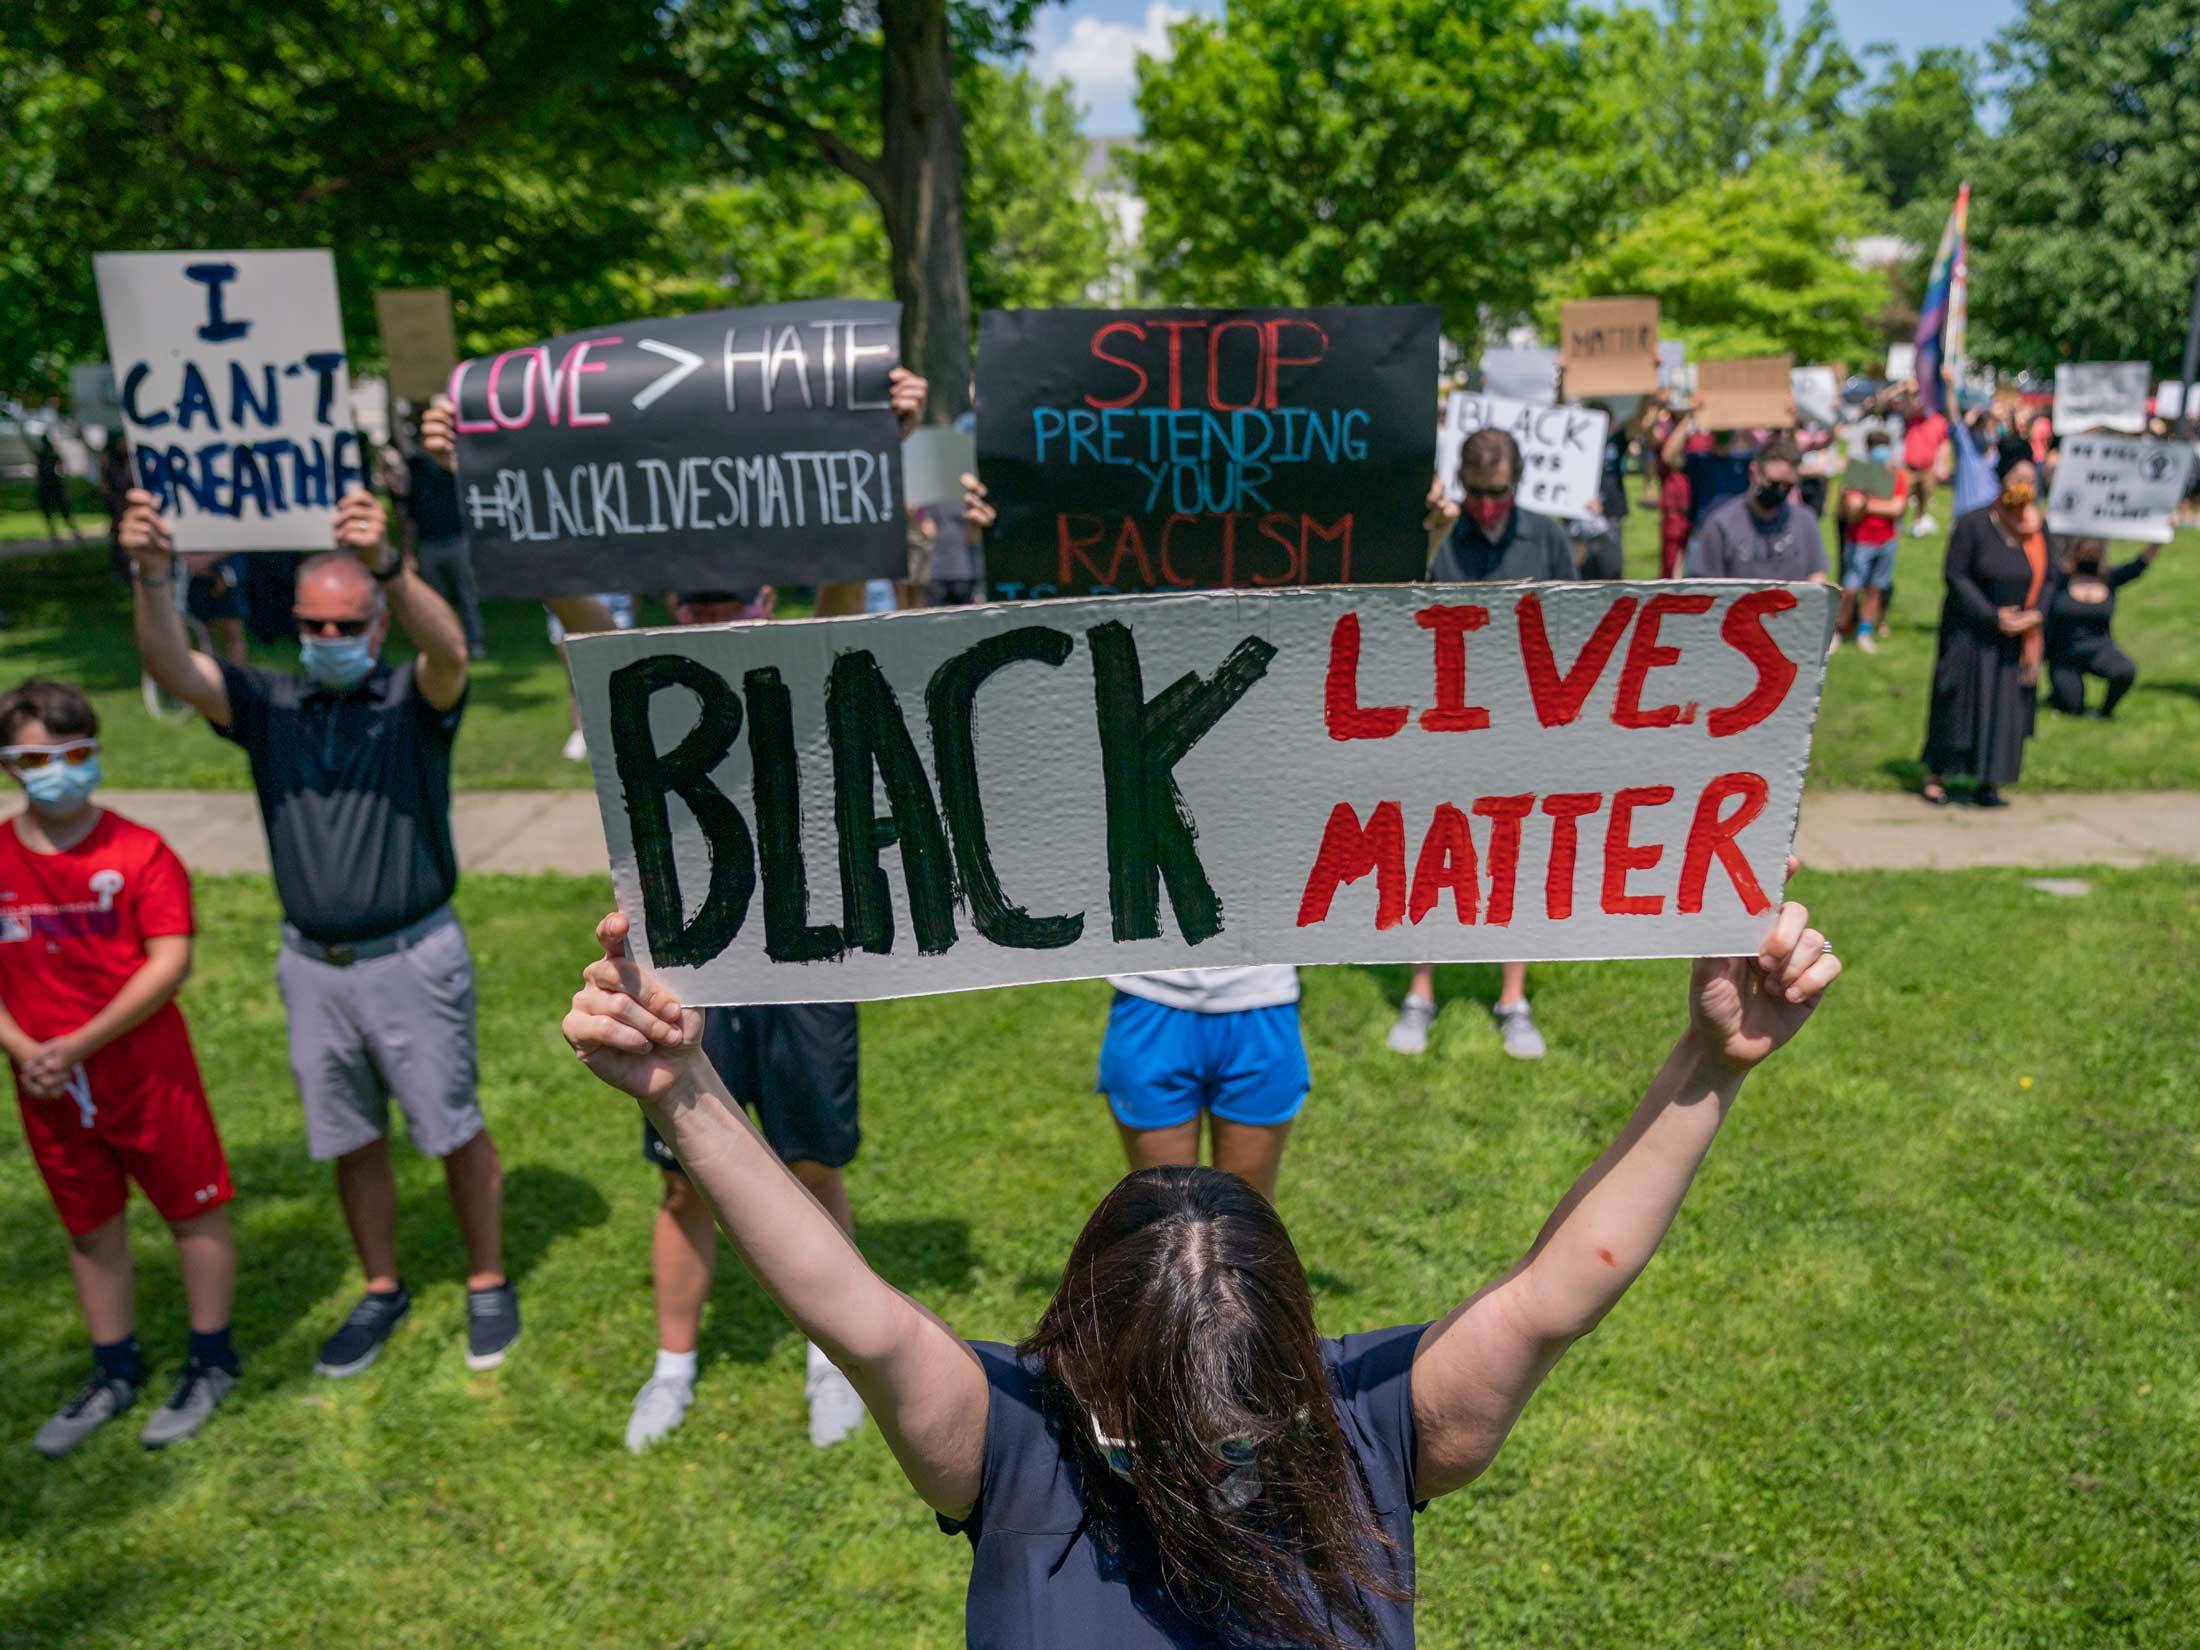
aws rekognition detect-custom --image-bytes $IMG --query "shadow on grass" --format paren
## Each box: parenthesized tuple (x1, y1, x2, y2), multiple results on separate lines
(696, 1216, 974, 1374)
(2137, 677, 2200, 704)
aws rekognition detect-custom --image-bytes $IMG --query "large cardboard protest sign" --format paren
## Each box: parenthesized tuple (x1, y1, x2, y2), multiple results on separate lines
(451, 301, 906, 599)
(94, 250, 362, 553)
(1696, 357, 1795, 431)
(975, 306, 1438, 600)
(373, 287, 459, 404)
(1435, 393, 1609, 519)
(2047, 435, 2186, 544)
(2054, 362, 2150, 435)
(567, 581, 1833, 1004)
(1560, 298, 1659, 396)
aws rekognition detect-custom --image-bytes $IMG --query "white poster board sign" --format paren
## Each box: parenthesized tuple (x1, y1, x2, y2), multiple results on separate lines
(1436, 392, 1609, 519)
(900, 426, 977, 510)
(1885, 343, 1916, 383)
(1790, 366, 1840, 428)
(2046, 434, 2186, 544)
(2154, 381, 2199, 422)
(93, 250, 360, 552)
(567, 582, 1834, 1004)
(1480, 346, 1560, 405)
(2054, 361, 2151, 435)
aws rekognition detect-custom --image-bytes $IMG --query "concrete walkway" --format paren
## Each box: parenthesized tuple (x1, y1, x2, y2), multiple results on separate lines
(86, 787, 2200, 877)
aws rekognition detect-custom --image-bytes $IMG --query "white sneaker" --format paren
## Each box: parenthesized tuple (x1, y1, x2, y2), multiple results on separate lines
(1911, 514, 1937, 538)
(561, 728, 588, 762)
(1857, 631, 1879, 654)
(625, 1375, 694, 1453)
(806, 1355, 866, 1448)
(1387, 993, 1436, 1055)
(1492, 1000, 1546, 1060)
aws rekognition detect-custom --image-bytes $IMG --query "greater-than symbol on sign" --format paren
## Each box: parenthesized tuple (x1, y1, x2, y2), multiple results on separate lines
(632, 339, 705, 412)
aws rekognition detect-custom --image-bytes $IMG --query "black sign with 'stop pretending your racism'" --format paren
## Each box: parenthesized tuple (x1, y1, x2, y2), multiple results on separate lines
(976, 306, 1439, 599)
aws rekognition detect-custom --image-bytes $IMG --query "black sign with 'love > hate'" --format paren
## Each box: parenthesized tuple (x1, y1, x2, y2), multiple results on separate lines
(452, 300, 907, 599)
(976, 305, 1439, 600)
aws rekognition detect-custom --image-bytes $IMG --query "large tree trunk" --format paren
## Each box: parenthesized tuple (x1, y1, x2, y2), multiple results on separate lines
(877, 0, 972, 423)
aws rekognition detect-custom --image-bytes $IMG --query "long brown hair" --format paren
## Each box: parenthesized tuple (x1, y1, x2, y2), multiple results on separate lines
(1022, 1167, 1409, 1649)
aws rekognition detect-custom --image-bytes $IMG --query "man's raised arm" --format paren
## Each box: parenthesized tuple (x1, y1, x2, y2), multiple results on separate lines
(118, 491, 231, 728)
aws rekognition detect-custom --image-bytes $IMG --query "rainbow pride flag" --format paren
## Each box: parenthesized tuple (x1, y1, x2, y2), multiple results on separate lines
(1913, 183, 1969, 417)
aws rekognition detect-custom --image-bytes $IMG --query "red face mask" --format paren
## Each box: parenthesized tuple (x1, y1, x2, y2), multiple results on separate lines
(1464, 492, 1513, 534)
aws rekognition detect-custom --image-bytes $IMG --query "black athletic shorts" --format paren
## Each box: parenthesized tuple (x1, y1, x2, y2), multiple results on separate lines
(642, 1002, 860, 1174)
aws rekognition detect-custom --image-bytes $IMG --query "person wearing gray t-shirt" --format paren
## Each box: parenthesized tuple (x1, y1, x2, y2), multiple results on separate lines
(1683, 435, 1829, 585)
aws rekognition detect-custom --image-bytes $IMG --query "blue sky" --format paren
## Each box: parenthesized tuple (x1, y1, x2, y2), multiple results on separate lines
(1032, 0, 2024, 134)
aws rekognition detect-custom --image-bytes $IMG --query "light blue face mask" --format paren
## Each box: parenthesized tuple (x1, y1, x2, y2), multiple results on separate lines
(21, 753, 102, 815)
(300, 634, 378, 691)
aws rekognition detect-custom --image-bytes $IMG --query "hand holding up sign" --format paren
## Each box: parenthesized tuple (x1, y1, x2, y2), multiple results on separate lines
(960, 472, 996, 530)
(563, 910, 703, 1102)
(1689, 875, 1838, 1076)
(889, 366, 928, 436)
(118, 489, 175, 570)
(420, 394, 457, 473)
(333, 489, 395, 573)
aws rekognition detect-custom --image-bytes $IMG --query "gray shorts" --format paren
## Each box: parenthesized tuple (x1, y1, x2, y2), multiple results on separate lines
(275, 911, 484, 1161)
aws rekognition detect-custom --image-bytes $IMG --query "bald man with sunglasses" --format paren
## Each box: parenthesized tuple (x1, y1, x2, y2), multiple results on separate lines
(119, 489, 527, 1381)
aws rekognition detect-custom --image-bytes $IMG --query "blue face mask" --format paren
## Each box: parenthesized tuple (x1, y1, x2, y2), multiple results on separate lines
(22, 754, 101, 815)
(300, 635, 377, 691)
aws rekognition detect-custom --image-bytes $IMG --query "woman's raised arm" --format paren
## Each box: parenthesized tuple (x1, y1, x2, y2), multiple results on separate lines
(1408, 888, 1840, 1501)
(564, 913, 990, 1516)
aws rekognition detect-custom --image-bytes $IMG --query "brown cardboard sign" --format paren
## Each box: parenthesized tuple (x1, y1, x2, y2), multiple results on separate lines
(1696, 356, 1795, 431)
(374, 287, 459, 404)
(1560, 298, 1659, 396)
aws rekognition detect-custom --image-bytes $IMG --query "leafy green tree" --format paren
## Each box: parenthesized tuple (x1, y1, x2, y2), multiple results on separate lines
(1129, 0, 1633, 348)
(1541, 153, 1886, 365)
(1602, 0, 1863, 202)
(3, 0, 1059, 417)
(962, 67, 1117, 313)
(1966, 0, 2200, 372)
(1836, 45, 1981, 216)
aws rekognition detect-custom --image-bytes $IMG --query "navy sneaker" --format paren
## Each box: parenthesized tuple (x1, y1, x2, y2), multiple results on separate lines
(465, 1283, 520, 1371)
(315, 1286, 412, 1377)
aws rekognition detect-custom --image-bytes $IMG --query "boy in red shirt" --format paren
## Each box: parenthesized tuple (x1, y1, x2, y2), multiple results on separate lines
(0, 679, 240, 1456)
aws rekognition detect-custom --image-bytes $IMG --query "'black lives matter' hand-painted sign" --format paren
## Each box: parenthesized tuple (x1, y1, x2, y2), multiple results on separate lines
(565, 582, 1835, 1004)
(452, 300, 907, 598)
(976, 306, 1439, 599)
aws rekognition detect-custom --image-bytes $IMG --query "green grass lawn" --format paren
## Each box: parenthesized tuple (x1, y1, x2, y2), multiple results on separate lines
(2, 867, 2195, 1648)
(5, 510, 2197, 794)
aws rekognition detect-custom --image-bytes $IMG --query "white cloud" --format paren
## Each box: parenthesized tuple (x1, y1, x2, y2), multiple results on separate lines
(1032, 3, 1192, 130)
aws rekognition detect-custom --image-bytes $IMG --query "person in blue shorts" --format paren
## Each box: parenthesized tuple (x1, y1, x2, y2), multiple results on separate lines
(1097, 967, 1308, 1205)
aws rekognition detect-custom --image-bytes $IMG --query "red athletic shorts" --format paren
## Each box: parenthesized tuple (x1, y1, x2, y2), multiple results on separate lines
(14, 1058, 233, 1236)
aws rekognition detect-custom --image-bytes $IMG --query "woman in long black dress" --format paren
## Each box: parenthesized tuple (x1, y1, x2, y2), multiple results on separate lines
(2044, 537, 2160, 718)
(1921, 460, 2049, 806)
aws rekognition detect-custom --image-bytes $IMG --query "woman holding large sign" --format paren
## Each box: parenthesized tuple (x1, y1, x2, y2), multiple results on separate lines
(562, 886, 1839, 1650)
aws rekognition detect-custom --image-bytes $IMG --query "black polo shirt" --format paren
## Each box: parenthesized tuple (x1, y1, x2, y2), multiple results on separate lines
(1427, 506, 1576, 583)
(212, 659, 465, 942)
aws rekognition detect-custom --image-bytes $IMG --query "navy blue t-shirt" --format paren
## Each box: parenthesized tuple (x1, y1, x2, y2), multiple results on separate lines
(943, 1322, 1429, 1649)
(1683, 447, 1756, 532)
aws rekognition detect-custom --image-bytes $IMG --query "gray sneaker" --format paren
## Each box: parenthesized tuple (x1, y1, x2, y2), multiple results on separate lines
(140, 1360, 236, 1450)
(1493, 1000, 1546, 1060)
(1387, 994, 1436, 1055)
(625, 1375, 695, 1454)
(33, 1371, 140, 1459)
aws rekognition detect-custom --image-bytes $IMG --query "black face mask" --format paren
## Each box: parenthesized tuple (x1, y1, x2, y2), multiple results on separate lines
(1752, 481, 1791, 511)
